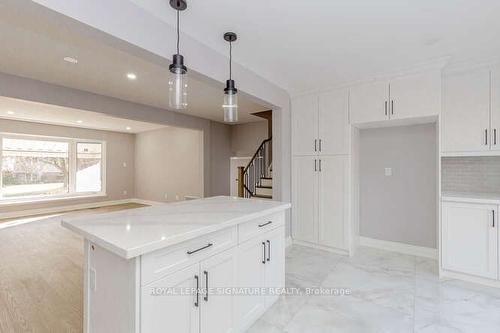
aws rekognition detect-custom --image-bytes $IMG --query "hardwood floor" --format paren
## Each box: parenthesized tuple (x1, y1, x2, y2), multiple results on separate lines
(0, 203, 146, 333)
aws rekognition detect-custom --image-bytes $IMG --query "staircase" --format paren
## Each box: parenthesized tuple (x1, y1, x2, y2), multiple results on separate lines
(238, 138, 272, 199)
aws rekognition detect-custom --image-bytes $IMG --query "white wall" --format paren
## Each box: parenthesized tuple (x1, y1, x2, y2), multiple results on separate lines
(359, 123, 437, 248)
(0, 118, 135, 214)
(135, 126, 203, 202)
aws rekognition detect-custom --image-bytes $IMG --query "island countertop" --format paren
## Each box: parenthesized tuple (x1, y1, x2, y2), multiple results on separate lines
(62, 196, 291, 259)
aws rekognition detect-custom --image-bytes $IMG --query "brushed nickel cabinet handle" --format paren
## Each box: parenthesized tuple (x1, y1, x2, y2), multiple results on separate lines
(314, 159, 317, 172)
(495, 129, 497, 145)
(187, 243, 213, 255)
(391, 100, 394, 115)
(319, 139, 322, 152)
(314, 139, 317, 152)
(485, 129, 489, 146)
(493, 210, 496, 228)
(385, 101, 388, 116)
(194, 275, 199, 307)
(203, 271, 209, 302)
(262, 242, 266, 264)
(266, 240, 271, 262)
(319, 159, 322, 172)
(258, 221, 273, 228)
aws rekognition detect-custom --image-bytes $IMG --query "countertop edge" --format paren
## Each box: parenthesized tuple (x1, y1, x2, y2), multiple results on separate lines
(61, 202, 291, 260)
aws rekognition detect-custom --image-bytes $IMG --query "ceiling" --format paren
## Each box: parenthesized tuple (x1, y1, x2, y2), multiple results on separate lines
(131, 0, 500, 94)
(0, 97, 167, 134)
(0, 1, 268, 124)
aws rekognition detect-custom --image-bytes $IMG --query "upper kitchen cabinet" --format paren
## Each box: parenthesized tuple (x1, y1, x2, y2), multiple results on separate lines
(292, 94, 319, 155)
(490, 66, 500, 151)
(350, 71, 441, 126)
(389, 71, 441, 120)
(442, 68, 491, 153)
(349, 80, 390, 125)
(292, 89, 350, 156)
(318, 89, 350, 155)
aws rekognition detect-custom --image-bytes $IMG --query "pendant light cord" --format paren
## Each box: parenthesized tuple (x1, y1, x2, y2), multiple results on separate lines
(229, 41, 232, 80)
(176, 9, 180, 55)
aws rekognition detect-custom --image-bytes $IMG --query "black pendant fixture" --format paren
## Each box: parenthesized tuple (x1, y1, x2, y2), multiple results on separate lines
(223, 32, 238, 123)
(168, 0, 188, 110)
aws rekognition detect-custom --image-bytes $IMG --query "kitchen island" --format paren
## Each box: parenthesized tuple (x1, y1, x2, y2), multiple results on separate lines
(62, 196, 291, 333)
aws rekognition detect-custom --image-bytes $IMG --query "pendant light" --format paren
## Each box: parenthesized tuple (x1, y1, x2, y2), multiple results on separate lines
(168, 0, 188, 110)
(223, 32, 238, 123)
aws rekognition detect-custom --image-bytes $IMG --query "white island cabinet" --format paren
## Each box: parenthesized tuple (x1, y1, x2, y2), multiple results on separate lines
(62, 196, 291, 333)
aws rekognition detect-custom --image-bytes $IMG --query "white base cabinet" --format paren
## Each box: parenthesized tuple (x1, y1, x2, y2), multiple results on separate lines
(84, 212, 286, 333)
(442, 201, 498, 280)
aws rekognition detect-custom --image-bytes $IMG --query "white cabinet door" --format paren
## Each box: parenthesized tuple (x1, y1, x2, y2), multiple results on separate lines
(318, 155, 349, 250)
(443, 68, 491, 153)
(349, 80, 390, 125)
(141, 264, 199, 333)
(234, 239, 266, 332)
(200, 249, 236, 333)
(292, 94, 319, 155)
(442, 202, 498, 279)
(318, 89, 350, 155)
(292, 156, 318, 243)
(490, 66, 500, 151)
(263, 226, 285, 306)
(389, 71, 441, 120)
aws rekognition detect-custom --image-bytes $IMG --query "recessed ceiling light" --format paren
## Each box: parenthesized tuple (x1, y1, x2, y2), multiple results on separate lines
(63, 56, 78, 64)
(6, 110, 15, 115)
(126, 126, 132, 131)
(126, 73, 137, 80)
(76, 120, 83, 124)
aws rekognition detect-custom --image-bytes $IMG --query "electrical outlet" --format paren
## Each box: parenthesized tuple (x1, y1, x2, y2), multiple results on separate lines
(164, 193, 168, 200)
(123, 190, 128, 195)
(384, 168, 393, 176)
(123, 162, 127, 168)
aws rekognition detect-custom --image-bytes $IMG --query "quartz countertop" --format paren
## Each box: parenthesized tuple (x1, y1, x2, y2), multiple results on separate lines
(441, 192, 500, 205)
(62, 196, 291, 259)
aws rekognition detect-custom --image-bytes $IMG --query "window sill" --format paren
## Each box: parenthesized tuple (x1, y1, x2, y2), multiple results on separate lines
(0, 193, 107, 207)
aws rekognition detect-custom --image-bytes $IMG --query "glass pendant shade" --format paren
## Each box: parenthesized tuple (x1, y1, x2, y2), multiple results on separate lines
(169, 54, 188, 110)
(223, 90, 238, 122)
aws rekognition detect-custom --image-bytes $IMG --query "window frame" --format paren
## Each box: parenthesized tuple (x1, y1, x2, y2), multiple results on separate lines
(0, 132, 107, 205)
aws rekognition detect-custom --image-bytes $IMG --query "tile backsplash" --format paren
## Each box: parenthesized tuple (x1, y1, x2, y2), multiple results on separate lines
(442, 156, 500, 194)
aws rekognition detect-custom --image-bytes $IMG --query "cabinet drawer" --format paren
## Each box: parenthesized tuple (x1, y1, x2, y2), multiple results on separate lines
(141, 226, 237, 285)
(238, 212, 284, 244)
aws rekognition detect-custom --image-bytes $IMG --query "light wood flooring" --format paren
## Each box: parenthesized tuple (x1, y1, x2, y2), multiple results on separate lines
(0, 203, 146, 333)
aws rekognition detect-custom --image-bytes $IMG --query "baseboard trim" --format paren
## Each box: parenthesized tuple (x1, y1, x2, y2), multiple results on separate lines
(0, 198, 164, 220)
(292, 239, 350, 256)
(440, 268, 500, 289)
(130, 198, 165, 206)
(359, 237, 437, 259)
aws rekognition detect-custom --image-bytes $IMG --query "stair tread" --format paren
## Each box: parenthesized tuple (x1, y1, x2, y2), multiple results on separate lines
(253, 194, 272, 199)
(256, 185, 272, 189)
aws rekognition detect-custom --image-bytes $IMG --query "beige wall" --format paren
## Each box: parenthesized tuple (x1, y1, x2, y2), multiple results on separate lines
(359, 123, 437, 248)
(0, 118, 135, 214)
(210, 121, 232, 196)
(231, 121, 268, 157)
(135, 126, 204, 202)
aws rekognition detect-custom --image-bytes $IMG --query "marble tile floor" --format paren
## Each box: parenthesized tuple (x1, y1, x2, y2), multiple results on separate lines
(247, 245, 500, 333)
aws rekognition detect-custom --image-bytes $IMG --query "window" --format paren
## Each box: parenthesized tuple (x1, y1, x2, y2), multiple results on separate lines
(0, 135, 105, 202)
(76, 142, 102, 193)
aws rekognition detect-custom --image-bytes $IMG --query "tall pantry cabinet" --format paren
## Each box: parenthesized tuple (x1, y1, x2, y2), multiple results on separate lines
(291, 89, 352, 253)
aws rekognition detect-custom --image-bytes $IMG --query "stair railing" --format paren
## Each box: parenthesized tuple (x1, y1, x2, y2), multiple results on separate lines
(237, 137, 272, 198)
